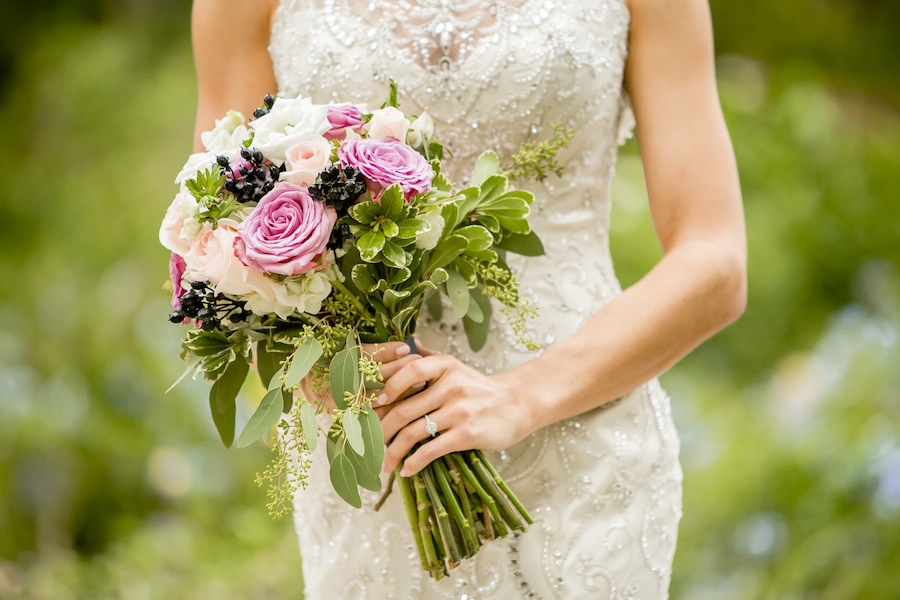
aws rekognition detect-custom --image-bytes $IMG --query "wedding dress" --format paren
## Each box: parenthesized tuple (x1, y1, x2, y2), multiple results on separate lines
(269, 1, 683, 598)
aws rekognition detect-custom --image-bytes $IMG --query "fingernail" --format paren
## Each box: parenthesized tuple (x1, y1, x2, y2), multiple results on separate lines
(399, 468, 409, 477)
(377, 393, 388, 405)
(396, 344, 410, 357)
(411, 381, 426, 391)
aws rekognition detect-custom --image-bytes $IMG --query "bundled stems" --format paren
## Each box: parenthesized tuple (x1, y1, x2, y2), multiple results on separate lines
(391, 446, 532, 580)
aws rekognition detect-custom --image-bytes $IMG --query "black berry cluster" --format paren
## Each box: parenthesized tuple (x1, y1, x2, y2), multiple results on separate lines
(219, 148, 283, 204)
(252, 94, 276, 120)
(169, 281, 251, 331)
(309, 164, 367, 218)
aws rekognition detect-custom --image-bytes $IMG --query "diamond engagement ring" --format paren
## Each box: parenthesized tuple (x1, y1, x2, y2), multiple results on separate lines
(424, 414, 438, 437)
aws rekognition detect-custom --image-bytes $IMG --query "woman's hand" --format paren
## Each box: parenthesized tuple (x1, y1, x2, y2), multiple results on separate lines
(375, 341, 533, 477)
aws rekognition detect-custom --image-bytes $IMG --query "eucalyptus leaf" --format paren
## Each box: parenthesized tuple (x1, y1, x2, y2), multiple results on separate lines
(256, 341, 292, 411)
(446, 269, 470, 318)
(343, 411, 365, 456)
(299, 401, 319, 452)
(236, 387, 283, 448)
(329, 452, 362, 508)
(329, 348, 360, 410)
(284, 338, 323, 388)
(465, 291, 485, 323)
(359, 405, 385, 476)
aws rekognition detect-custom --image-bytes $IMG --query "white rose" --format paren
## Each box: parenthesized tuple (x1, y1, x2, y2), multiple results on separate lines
(250, 96, 330, 163)
(282, 136, 332, 186)
(175, 151, 217, 185)
(200, 110, 251, 155)
(182, 219, 271, 298)
(415, 209, 444, 250)
(367, 106, 411, 141)
(406, 112, 435, 148)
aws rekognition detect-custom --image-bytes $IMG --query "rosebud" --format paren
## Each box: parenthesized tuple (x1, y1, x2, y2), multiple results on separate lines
(407, 112, 435, 149)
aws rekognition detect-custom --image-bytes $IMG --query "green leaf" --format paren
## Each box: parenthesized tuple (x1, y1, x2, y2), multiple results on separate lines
(207, 358, 248, 448)
(299, 401, 319, 452)
(439, 202, 460, 236)
(381, 219, 399, 238)
(330, 348, 360, 410)
(430, 267, 449, 286)
(381, 79, 399, 109)
(256, 341, 289, 389)
(358, 230, 386, 261)
(470, 150, 500, 188)
(427, 234, 468, 272)
(351, 264, 379, 293)
(381, 239, 407, 268)
(495, 215, 531, 234)
(463, 288, 493, 352)
(388, 266, 412, 286)
(456, 225, 494, 252)
(329, 452, 362, 508)
(349, 200, 382, 224)
(476, 214, 501, 233)
(495, 230, 545, 256)
(284, 338, 323, 388)
(425, 288, 443, 321)
(465, 291, 485, 323)
(237, 387, 283, 448)
(383, 288, 411, 312)
(396, 218, 429, 239)
(343, 412, 365, 456)
(446, 269, 470, 318)
(454, 188, 482, 221)
(358, 406, 385, 476)
(391, 305, 419, 335)
(380, 184, 404, 221)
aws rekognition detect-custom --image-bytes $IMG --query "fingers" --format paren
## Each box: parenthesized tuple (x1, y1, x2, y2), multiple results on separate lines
(378, 353, 421, 381)
(380, 386, 442, 443)
(376, 355, 454, 406)
(401, 430, 466, 477)
(383, 408, 456, 474)
(360, 341, 410, 363)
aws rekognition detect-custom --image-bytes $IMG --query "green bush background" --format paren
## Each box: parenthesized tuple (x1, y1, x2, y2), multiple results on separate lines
(1, 1, 897, 598)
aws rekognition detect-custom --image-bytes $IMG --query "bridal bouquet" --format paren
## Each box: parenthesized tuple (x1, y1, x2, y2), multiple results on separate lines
(160, 85, 567, 579)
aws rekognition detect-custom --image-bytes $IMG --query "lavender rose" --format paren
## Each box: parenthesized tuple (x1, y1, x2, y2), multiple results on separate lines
(235, 182, 337, 276)
(169, 252, 186, 308)
(325, 104, 365, 141)
(338, 138, 433, 201)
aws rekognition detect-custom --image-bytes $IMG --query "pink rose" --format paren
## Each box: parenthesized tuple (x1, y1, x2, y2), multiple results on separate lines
(169, 252, 186, 308)
(366, 106, 410, 141)
(235, 183, 337, 276)
(325, 104, 365, 141)
(338, 138, 434, 200)
(183, 220, 272, 297)
(283, 137, 332, 186)
(159, 192, 193, 255)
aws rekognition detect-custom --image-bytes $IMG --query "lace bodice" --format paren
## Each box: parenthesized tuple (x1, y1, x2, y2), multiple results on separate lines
(271, 3, 683, 599)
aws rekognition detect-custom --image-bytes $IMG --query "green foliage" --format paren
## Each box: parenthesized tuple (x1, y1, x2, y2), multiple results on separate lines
(185, 167, 240, 225)
(503, 124, 573, 182)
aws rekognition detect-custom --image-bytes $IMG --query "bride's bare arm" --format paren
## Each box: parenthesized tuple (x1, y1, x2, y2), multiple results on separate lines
(377, 0, 746, 476)
(191, 0, 279, 151)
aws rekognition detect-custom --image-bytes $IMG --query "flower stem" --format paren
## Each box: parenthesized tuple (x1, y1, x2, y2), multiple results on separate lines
(468, 451, 525, 531)
(434, 459, 479, 556)
(411, 472, 444, 579)
(422, 466, 461, 566)
(398, 468, 429, 574)
(451, 453, 509, 538)
(475, 450, 534, 525)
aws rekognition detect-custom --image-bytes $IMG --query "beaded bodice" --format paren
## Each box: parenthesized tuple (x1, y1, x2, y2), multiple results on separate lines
(271, 0, 635, 373)
(272, 3, 683, 599)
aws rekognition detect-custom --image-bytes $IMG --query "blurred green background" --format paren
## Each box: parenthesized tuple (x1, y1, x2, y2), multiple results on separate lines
(1, 1, 898, 598)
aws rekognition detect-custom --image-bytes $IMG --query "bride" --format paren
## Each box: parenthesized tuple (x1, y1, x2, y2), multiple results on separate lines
(190, 0, 746, 597)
